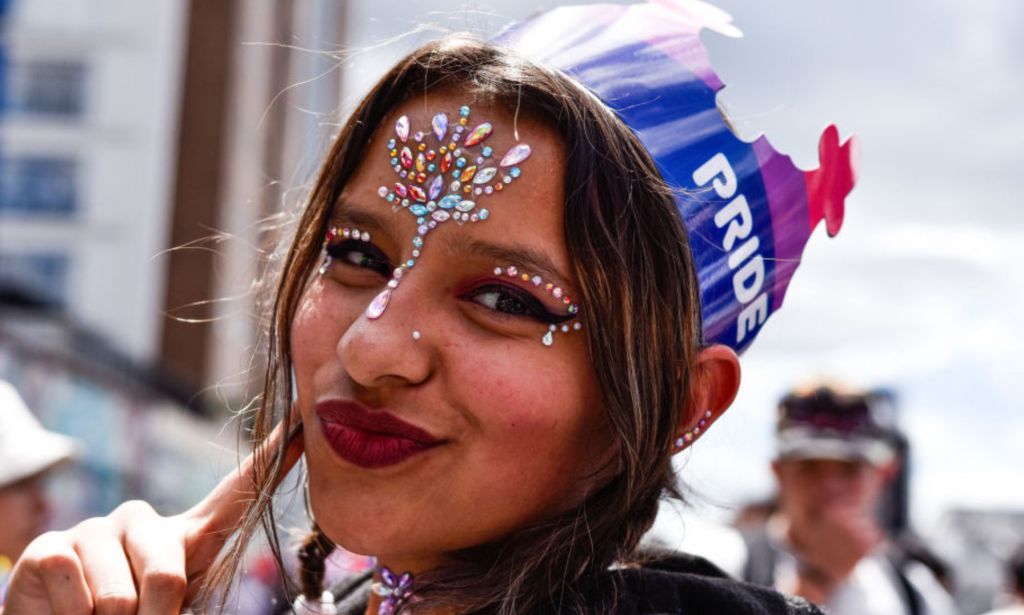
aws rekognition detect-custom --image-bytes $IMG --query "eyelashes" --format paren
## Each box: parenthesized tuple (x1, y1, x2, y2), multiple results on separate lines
(323, 239, 571, 325)
(459, 283, 573, 325)
(326, 239, 393, 278)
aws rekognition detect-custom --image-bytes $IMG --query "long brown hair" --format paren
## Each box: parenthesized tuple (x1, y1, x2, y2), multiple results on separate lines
(199, 35, 703, 614)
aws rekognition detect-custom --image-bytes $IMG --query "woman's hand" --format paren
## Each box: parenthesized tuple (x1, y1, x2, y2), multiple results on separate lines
(2, 422, 304, 615)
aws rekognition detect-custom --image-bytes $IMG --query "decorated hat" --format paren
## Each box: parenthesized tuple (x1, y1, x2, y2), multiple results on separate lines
(494, 0, 858, 353)
(775, 385, 896, 466)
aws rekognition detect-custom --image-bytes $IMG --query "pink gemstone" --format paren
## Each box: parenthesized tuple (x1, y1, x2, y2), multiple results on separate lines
(395, 116, 409, 142)
(500, 143, 532, 167)
(366, 288, 391, 319)
(552, 287, 563, 298)
(507, 266, 517, 277)
(394, 183, 408, 198)
(463, 122, 493, 147)
(377, 186, 388, 198)
(400, 147, 413, 169)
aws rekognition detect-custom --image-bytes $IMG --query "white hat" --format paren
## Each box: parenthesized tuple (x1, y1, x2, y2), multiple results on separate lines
(0, 380, 82, 487)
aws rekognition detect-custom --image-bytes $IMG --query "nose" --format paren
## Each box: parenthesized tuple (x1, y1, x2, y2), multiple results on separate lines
(338, 279, 435, 390)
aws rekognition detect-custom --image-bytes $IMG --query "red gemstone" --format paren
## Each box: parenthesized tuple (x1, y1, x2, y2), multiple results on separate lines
(409, 185, 427, 202)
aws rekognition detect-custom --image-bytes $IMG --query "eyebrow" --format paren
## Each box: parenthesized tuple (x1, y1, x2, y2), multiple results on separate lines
(329, 203, 391, 231)
(444, 234, 575, 295)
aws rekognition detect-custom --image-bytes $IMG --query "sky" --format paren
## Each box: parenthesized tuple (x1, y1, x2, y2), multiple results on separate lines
(288, 0, 1024, 532)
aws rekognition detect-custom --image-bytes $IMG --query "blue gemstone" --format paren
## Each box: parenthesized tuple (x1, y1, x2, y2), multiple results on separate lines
(459, 105, 470, 118)
(481, 146, 493, 157)
(478, 209, 489, 220)
(438, 194, 461, 210)
(406, 259, 416, 268)
(452, 170, 461, 179)
(427, 164, 436, 173)
(413, 236, 423, 248)
(510, 167, 521, 178)
(410, 204, 429, 216)
(387, 139, 396, 149)
(390, 157, 398, 165)
(387, 193, 395, 202)
(456, 158, 467, 168)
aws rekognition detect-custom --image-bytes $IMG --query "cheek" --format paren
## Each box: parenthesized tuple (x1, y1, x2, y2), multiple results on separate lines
(447, 334, 609, 504)
(291, 281, 360, 398)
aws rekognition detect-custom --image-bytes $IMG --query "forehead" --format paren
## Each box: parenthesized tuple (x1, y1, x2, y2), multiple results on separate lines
(339, 88, 569, 268)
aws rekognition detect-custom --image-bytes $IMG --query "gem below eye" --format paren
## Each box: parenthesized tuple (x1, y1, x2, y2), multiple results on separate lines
(500, 143, 532, 167)
(396, 116, 410, 142)
(463, 122, 493, 147)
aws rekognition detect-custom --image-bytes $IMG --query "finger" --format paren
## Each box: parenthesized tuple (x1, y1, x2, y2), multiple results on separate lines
(123, 518, 188, 615)
(187, 419, 305, 536)
(31, 532, 94, 615)
(72, 519, 139, 615)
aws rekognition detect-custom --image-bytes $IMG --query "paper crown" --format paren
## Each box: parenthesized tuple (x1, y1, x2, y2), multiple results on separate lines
(494, 0, 858, 353)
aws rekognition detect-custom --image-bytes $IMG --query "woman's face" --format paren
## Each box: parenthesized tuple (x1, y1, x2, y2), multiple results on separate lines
(291, 89, 612, 570)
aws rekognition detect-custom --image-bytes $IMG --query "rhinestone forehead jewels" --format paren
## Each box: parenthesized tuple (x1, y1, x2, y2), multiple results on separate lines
(367, 105, 532, 319)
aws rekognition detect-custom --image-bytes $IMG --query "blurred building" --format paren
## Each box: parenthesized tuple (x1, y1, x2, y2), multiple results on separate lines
(0, 0, 348, 403)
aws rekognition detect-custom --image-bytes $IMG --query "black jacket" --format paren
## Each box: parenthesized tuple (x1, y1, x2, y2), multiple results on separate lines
(320, 553, 823, 614)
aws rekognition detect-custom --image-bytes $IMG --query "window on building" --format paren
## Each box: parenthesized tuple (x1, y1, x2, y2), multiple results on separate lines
(4, 61, 87, 118)
(0, 157, 78, 216)
(0, 252, 69, 307)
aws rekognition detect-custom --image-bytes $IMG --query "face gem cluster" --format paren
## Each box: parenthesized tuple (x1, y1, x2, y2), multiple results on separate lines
(366, 104, 532, 320)
(494, 265, 581, 346)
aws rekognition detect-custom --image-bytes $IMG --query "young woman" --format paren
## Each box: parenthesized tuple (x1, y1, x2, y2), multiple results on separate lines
(3, 8, 853, 614)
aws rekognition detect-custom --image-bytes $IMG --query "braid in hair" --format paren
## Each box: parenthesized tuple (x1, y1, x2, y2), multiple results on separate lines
(297, 525, 336, 600)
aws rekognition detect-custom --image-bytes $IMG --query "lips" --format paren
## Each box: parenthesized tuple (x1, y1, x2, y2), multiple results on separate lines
(315, 399, 442, 469)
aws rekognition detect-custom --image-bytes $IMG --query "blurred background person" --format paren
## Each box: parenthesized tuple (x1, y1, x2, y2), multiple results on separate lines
(0, 380, 81, 599)
(982, 546, 1024, 615)
(738, 384, 957, 615)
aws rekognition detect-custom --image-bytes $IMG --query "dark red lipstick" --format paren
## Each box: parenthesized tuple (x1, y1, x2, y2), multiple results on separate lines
(315, 400, 442, 469)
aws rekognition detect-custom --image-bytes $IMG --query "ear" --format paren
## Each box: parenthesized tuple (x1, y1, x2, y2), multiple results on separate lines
(673, 344, 741, 450)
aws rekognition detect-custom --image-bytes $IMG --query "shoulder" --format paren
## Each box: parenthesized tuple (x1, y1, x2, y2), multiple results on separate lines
(596, 552, 823, 615)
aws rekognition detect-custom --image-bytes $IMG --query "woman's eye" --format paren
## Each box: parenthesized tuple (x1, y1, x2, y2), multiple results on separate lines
(463, 284, 568, 324)
(326, 240, 392, 278)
